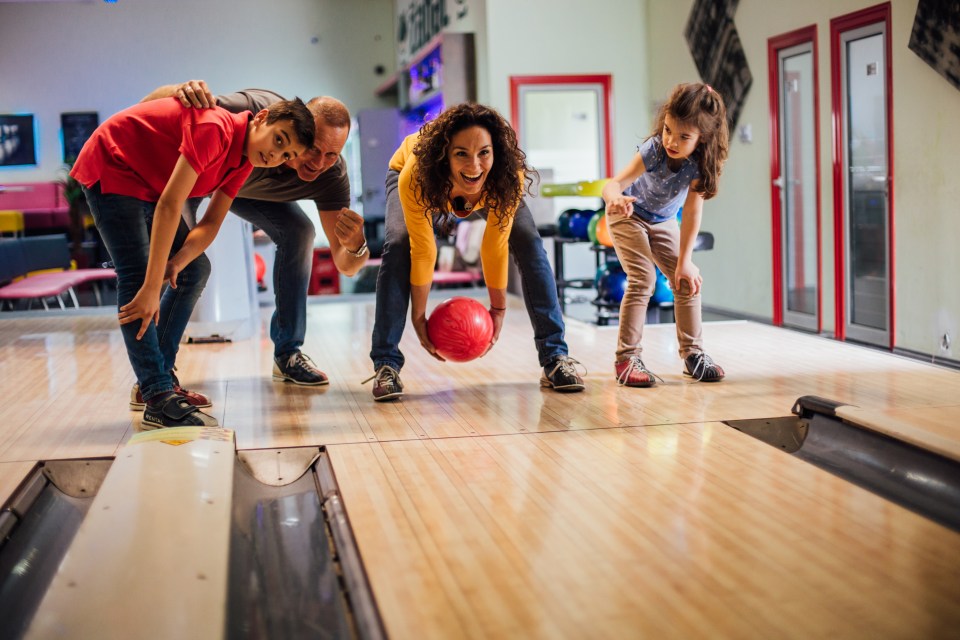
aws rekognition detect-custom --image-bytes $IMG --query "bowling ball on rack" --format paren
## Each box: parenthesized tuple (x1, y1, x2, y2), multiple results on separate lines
(595, 212, 613, 247)
(567, 209, 593, 240)
(587, 210, 603, 244)
(426, 297, 494, 362)
(556, 209, 574, 238)
(651, 268, 674, 305)
(597, 264, 627, 304)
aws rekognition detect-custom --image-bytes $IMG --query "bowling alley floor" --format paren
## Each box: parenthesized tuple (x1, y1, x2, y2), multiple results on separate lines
(1, 292, 959, 638)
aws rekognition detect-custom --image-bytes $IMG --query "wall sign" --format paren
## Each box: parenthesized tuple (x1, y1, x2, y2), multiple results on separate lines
(396, 0, 471, 66)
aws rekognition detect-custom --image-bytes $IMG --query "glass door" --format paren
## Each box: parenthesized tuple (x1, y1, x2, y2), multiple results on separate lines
(777, 42, 819, 331)
(841, 24, 891, 346)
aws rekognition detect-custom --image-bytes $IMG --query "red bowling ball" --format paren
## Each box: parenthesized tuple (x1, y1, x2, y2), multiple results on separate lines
(427, 297, 494, 362)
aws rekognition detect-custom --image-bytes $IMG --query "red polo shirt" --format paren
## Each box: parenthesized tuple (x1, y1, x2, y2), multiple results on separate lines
(71, 97, 252, 201)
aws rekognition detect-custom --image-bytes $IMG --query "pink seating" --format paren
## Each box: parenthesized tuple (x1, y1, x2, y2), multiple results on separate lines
(0, 268, 116, 309)
(0, 182, 71, 231)
(0, 268, 115, 306)
(432, 270, 483, 288)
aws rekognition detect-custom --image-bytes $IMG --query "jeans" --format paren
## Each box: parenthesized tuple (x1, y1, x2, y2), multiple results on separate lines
(369, 170, 568, 371)
(189, 197, 315, 360)
(83, 183, 210, 402)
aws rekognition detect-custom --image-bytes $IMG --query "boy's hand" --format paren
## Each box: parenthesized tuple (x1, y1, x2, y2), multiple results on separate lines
(605, 194, 636, 217)
(175, 80, 215, 108)
(118, 286, 162, 340)
(335, 208, 366, 254)
(674, 260, 702, 297)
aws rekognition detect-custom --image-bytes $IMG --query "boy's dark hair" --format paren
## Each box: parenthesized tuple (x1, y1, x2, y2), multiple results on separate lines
(412, 102, 536, 234)
(265, 97, 316, 148)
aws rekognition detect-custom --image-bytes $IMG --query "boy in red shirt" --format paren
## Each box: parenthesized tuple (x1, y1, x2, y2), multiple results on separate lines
(71, 97, 314, 429)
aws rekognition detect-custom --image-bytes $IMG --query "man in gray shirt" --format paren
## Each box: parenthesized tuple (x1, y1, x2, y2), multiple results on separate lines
(143, 80, 369, 388)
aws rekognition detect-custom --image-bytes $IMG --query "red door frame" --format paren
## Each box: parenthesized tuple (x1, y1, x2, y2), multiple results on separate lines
(830, 2, 895, 345)
(509, 75, 615, 177)
(767, 25, 822, 331)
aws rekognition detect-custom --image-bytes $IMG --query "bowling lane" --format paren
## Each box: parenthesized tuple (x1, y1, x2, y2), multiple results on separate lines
(328, 423, 960, 640)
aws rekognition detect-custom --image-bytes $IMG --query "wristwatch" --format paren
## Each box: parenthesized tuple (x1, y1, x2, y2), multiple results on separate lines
(346, 240, 368, 258)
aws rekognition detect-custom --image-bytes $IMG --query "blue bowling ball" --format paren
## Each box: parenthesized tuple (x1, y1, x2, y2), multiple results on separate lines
(557, 209, 580, 238)
(651, 268, 674, 305)
(567, 209, 593, 240)
(597, 264, 627, 304)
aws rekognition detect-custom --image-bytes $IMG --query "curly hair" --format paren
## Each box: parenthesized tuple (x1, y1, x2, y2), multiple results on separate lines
(411, 103, 535, 233)
(649, 83, 729, 199)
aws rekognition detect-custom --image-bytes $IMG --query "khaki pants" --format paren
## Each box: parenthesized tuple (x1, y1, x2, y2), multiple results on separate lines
(607, 214, 703, 362)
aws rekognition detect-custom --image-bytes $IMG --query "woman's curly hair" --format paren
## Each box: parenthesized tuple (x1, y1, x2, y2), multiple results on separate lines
(649, 82, 729, 200)
(411, 103, 536, 233)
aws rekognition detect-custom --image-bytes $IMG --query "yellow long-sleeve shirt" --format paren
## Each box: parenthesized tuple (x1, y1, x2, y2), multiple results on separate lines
(389, 133, 516, 289)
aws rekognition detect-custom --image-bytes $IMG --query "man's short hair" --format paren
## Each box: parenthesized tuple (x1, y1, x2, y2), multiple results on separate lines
(307, 96, 351, 131)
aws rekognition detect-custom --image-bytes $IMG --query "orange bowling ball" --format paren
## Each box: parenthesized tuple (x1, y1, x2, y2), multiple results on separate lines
(595, 213, 613, 247)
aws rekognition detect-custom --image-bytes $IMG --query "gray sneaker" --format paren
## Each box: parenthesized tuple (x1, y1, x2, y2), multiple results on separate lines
(540, 356, 586, 392)
(272, 351, 329, 386)
(363, 365, 404, 402)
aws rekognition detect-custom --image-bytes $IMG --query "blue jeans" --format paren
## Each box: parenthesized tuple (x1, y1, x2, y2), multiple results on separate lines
(370, 170, 567, 371)
(83, 184, 210, 402)
(190, 197, 315, 360)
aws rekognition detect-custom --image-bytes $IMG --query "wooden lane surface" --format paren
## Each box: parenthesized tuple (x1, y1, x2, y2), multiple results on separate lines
(328, 424, 960, 639)
(835, 404, 960, 463)
(4, 297, 960, 457)
(0, 460, 37, 506)
(0, 315, 136, 462)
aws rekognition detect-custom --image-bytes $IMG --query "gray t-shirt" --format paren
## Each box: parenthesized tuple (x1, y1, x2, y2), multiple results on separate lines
(217, 89, 351, 211)
(623, 135, 700, 223)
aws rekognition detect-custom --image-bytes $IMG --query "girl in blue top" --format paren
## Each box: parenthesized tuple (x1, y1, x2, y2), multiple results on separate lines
(601, 82, 729, 387)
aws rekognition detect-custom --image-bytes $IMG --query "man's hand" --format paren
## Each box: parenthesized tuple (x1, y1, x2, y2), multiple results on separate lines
(335, 208, 366, 253)
(175, 80, 215, 108)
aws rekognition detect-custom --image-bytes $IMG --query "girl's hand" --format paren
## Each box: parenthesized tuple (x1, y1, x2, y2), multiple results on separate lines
(674, 260, 702, 297)
(481, 307, 506, 357)
(413, 314, 445, 361)
(604, 194, 636, 218)
(118, 285, 162, 340)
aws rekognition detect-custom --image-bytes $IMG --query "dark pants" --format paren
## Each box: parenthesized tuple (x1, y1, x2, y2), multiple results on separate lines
(84, 183, 210, 402)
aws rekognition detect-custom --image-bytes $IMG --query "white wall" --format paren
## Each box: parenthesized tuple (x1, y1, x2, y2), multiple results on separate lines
(0, 0, 396, 182)
(479, 0, 651, 173)
(647, 0, 960, 358)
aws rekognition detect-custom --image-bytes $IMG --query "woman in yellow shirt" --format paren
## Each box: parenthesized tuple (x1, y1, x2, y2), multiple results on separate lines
(367, 103, 536, 400)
